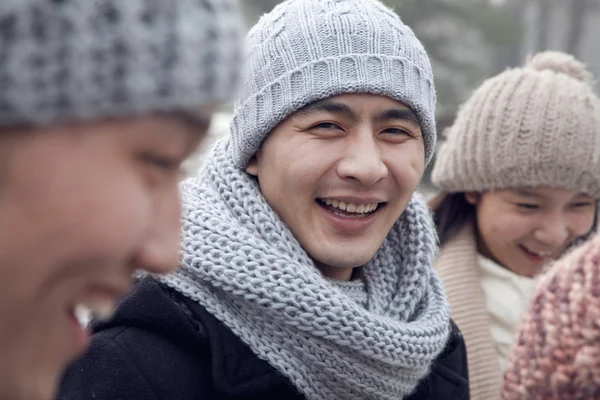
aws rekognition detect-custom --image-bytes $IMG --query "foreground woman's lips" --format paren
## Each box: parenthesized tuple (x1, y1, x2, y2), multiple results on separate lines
(65, 282, 128, 355)
(70, 284, 129, 328)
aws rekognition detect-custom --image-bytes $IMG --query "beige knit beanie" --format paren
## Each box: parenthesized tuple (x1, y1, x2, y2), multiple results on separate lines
(432, 51, 600, 198)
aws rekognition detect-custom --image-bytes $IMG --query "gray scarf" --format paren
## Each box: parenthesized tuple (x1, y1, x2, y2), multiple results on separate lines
(159, 138, 451, 400)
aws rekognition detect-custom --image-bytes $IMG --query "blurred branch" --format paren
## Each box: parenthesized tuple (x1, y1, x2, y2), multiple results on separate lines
(462, 2, 522, 47)
(396, 0, 523, 110)
(245, 0, 280, 12)
(536, 0, 551, 51)
(566, 0, 587, 58)
(243, 0, 281, 22)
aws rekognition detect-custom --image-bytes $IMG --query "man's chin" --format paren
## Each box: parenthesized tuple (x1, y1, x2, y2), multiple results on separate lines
(312, 248, 380, 270)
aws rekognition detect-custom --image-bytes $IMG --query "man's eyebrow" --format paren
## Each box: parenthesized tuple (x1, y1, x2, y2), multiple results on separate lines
(296, 100, 359, 122)
(374, 108, 421, 126)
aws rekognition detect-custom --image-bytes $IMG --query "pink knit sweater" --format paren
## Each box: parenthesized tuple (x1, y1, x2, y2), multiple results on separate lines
(502, 235, 600, 399)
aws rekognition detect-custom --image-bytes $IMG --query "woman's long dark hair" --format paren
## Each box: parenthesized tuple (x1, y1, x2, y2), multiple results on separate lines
(428, 192, 475, 247)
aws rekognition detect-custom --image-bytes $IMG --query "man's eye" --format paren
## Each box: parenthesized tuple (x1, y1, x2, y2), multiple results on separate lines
(311, 122, 342, 130)
(382, 127, 411, 136)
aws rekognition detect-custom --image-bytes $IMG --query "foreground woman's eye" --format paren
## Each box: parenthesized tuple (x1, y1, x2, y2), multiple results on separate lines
(138, 152, 180, 172)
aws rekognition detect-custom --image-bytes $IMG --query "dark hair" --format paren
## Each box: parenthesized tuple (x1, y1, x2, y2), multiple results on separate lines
(428, 192, 475, 246)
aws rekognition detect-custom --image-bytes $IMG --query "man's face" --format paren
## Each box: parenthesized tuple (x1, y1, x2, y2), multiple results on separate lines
(0, 112, 210, 400)
(246, 93, 425, 281)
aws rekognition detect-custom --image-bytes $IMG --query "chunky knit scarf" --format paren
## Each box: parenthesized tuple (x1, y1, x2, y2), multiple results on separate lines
(159, 138, 451, 400)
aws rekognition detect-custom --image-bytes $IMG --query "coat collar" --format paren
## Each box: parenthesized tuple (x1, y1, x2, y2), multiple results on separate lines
(181, 288, 468, 400)
(95, 278, 468, 400)
(180, 296, 301, 398)
(94, 278, 298, 398)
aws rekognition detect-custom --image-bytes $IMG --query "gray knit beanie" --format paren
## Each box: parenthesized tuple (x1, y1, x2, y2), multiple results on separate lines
(229, 0, 437, 168)
(432, 51, 600, 198)
(0, 0, 244, 128)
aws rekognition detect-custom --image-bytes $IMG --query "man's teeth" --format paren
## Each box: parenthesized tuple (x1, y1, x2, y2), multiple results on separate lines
(73, 300, 116, 328)
(322, 199, 378, 213)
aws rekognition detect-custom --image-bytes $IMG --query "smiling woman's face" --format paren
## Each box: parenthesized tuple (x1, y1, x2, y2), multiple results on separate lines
(467, 186, 597, 277)
(0, 112, 209, 400)
(246, 93, 425, 281)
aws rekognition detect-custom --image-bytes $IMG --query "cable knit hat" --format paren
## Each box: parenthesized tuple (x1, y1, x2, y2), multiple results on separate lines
(432, 51, 600, 198)
(0, 0, 243, 128)
(229, 0, 437, 168)
(502, 234, 600, 399)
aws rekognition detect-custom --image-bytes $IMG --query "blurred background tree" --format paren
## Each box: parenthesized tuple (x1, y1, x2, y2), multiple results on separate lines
(383, 0, 523, 129)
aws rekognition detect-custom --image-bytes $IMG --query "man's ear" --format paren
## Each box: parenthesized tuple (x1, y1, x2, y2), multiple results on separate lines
(464, 192, 480, 205)
(245, 155, 259, 177)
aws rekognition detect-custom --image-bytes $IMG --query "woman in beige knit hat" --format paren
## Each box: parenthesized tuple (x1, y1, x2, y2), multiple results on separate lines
(430, 50, 600, 400)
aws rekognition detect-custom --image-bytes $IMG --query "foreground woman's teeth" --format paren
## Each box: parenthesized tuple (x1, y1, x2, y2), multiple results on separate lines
(74, 300, 117, 328)
(74, 304, 92, 328)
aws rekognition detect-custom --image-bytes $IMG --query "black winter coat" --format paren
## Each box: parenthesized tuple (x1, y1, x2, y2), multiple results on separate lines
(58, 278, 469, 400)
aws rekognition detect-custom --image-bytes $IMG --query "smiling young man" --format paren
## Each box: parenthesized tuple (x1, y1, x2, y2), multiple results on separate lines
(246, 94, 427, 282)
(58, 0, 468, 399)
(0, 1, 243, 400)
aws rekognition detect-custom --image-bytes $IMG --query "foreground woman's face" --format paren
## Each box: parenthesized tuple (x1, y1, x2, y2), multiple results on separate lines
(0, 112, 209, 400)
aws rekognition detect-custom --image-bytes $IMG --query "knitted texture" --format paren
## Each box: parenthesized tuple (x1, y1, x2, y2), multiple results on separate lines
(229, 0, 437, 168)
(434, 221, 503, 400)
(502, 235, 600, 399)
(432, 51, 600, 198)
(0, 0, 243, 127)
(157, 138, 451, 400)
